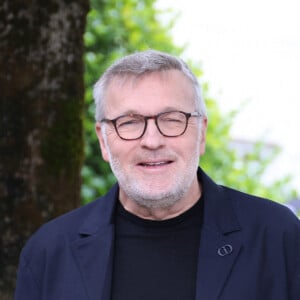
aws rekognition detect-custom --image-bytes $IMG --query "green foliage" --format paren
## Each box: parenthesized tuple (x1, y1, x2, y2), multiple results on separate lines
(82, 0, 297, 204)
(201, 91, 297, 201)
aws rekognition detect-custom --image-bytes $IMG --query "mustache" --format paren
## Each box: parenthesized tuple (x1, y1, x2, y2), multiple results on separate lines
(133, 150, 177, 162)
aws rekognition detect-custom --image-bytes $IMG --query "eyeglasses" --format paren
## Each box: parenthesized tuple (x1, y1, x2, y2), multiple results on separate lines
(101, 110, 202, 141)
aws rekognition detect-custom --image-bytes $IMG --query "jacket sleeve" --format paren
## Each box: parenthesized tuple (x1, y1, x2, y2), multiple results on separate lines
(288, 216, 300, 299)
(14, 254, 41, 300)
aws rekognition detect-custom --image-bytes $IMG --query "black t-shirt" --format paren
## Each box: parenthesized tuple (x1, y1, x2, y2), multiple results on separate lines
(111, 198, 203, 300)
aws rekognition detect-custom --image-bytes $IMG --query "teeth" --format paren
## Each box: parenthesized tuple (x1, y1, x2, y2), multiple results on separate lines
(144, 162, 166, 166)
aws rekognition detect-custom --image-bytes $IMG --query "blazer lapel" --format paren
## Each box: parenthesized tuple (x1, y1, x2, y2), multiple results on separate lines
(195, 169, 243, 300)
(195, 228, 242, 300)
(71, 185, 119, 300)
(72, 225, 114, 300)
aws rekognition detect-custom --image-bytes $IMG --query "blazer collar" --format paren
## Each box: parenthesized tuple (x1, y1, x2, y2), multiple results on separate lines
(199, 168, 241, 234)
(71, 185, 119, 300)
(78, 185, 119, 235)
(196, 168, 242, 300)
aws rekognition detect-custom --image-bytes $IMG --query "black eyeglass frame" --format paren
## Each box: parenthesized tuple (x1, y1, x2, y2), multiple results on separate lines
(100, 110, 202, 141)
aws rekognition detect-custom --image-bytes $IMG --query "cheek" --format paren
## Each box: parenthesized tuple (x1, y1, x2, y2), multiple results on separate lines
(106, 140, 136, 163)
(98, 127, 121, 162)
(169, 139, 196, 158)
(183, 126, 202, 148)
(182, 138, 202, 160)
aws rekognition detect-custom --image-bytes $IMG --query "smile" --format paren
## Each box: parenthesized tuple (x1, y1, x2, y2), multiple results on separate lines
(139, 161, 173, 167)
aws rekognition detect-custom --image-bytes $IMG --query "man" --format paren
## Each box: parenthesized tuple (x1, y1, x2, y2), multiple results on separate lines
(15, 50, 300, 300)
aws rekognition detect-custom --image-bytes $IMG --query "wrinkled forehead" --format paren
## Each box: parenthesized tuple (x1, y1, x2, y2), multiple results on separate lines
(101, 70, 197, 117)
(107, 71, 170, 90)
(104, 70, 195, 99)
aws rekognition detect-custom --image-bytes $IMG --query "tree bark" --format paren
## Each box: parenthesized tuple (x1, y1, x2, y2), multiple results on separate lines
(0, 0, 89, 296)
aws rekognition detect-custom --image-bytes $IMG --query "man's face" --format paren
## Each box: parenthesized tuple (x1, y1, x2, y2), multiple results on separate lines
(96, 70, 207, 209)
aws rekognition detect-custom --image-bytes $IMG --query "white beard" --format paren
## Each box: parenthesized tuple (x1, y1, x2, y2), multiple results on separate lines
(110, 155, 199, 209)
(104, 139, 201, 210)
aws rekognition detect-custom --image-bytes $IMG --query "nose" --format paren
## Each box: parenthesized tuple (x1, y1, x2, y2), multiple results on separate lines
(140, 119, 165, 149)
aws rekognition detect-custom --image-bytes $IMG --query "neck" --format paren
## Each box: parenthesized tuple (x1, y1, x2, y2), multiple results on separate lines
(119, 178, 202, 220)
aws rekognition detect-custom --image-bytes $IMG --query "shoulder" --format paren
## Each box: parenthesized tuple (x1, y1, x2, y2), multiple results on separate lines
(33, 198, 102, 238)
(20, 199, 96, 256)
(224, 186, 300, 231)
(199, 166, 298, 229)
(20, 185, 118, 259)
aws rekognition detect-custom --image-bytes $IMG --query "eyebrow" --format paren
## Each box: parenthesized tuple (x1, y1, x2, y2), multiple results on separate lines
(118, 106, 182, 116)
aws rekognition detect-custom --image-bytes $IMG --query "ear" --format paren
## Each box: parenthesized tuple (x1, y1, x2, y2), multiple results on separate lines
(199, 117, 208, 155)
(95, 122, 110, 162)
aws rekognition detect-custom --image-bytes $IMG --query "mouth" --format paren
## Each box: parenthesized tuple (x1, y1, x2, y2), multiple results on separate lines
(138, 160, 173, 167)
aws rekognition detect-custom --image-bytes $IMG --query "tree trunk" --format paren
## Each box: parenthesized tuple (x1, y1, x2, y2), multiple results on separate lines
(0, 0, 89, 297)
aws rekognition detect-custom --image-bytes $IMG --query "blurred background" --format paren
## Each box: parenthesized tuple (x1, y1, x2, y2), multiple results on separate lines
(157, 0, 300, 197)
(1, 0, 299, 298)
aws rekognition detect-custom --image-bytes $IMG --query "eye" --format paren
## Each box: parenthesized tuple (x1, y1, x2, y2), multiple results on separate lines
(164, 117, 183, 123)
(160, 112, 185, 123)
(116, 116, 143, 128)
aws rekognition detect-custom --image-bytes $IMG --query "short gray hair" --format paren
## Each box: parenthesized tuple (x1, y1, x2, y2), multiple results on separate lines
(93, 50, 207, 121)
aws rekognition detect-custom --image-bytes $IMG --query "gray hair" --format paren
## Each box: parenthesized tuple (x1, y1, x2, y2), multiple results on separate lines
(93, 50, 207, 121)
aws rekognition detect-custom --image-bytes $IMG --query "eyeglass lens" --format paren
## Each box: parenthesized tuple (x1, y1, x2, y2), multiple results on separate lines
(115, 111, 188, 140)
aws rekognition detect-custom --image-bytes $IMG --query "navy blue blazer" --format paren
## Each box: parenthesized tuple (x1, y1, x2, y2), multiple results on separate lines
(14, 169, 300, 299)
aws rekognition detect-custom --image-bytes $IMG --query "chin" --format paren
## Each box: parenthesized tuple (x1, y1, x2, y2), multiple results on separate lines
(133, 194, 181, 209)
(130, 185, 188, 209)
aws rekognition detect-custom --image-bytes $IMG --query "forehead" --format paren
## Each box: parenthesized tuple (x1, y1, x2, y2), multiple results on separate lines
(103, 70, 196, 116)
